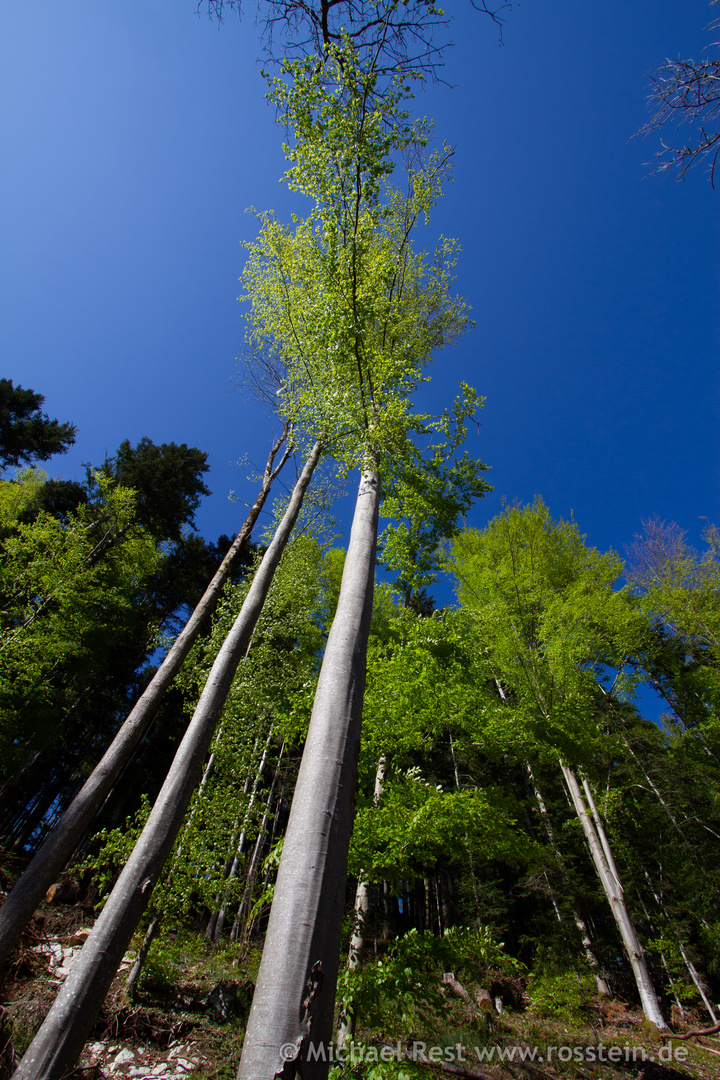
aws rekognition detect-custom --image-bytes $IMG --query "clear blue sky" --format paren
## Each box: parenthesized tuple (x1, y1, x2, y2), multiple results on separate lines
(2, 1, 718, 572)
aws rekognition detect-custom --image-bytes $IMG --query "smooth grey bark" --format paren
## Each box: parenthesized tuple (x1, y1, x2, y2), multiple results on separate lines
(337, 754, 386, 1049)
(561, 763, 666, 1029)
(209, 731, 273, 942)
(238, 467, 380, 1080)
(0, 426, 290, 965)
(127, 729, 223, 994)
(525, 764, 611, 997)
(14, 441, 322, 1080)
(233, 744, 285, 944)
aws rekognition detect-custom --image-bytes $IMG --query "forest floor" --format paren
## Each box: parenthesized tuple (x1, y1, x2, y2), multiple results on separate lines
(1, 894, 720, 1080)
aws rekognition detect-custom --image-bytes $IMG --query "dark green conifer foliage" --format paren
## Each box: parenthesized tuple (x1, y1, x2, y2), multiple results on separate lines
(99, 437, 211, 542)
(0, 379, 76, 471)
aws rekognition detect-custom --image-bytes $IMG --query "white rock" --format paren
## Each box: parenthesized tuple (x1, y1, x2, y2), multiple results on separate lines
(175, 1059, 196, 1072)
(31, 941, 64, 966)
(88, 1043, 106, 1057)
(114, 1048, 136, 1065)
(151, 1064, 169, 1075)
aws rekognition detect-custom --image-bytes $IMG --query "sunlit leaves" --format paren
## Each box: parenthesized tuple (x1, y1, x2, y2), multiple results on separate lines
(240, 47, 475, 473)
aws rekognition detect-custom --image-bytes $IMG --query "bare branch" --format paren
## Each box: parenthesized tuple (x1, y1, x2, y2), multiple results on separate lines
(199, 0, 510, 82)
(639, 2, 720, 185)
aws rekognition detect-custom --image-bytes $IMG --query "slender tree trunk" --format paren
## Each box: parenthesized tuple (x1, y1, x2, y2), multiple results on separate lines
(232, 773, 285, 946)
(209, 733, 261, 937)
(423, 872, 433, 932)
(125, 912, 161, 998)
(126, 729, 222, 994)
(434, 875, 444, 934)
(0, 427, 291, 965)
(234, 746, 285, 944)
(337, 755, 386, 1048)
(641, 868, 717, 1023)
(209, 731, 273, 942)
(237, 466, 380, 1080)
(636, 894, 685, 1017)
(560, 762, 666, 1029)
(14, 442, 321, 1080)
(525, 764, 610, 996)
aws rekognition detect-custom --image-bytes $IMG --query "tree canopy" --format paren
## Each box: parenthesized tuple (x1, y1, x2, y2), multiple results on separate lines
(0, 379, 76, 472)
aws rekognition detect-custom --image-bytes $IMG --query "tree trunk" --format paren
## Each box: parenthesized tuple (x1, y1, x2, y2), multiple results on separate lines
(525, 764, 610, 997)
(560, 762, 666, 1029)
(209, 732, 273, 942)
(125, 911, 161, 998)
(14, 441, 321, 1080)
(642, 867, 717, 1024)
(126, 730, 222, 994)
(337, 755, 386, 1048)
(0, 426, 291, 965)
(234, 746, 285, 944)
(237, 466, 380, 1080)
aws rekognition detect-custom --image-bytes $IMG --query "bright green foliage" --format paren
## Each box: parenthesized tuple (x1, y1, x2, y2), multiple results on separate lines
(361, 608, 484, 757)
(241, 47, 478, 479)
(448, 498, 643, 762)
(628, 517, 720, 738)
(527, 966, 597, 1023)
(77, 795, 153, 901)
(378, 385, 491, 603)
(0, 470, 161, 771)
(350, 772, 525, 886)
(350, 606, 530, 920)
(337, 925, 521, 1033)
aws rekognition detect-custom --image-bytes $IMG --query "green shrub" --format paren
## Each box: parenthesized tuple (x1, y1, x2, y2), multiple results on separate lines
(527, 969, 595, 1023)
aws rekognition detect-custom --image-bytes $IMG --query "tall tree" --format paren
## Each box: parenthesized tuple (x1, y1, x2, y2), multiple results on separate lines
(237, 48, 485, 1080)
(0, 379, 76, 471)
(15, 441, 321, 1080)
(0, 428, 290, 964)
(448, 500, 668, 1027)
(99, 437, 211, 542)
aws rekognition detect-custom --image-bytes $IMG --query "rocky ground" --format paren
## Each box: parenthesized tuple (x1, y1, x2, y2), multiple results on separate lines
(2, 894, 720, 1080)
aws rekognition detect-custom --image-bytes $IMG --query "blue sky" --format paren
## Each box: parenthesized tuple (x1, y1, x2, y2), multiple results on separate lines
(2, 0, 718, 579)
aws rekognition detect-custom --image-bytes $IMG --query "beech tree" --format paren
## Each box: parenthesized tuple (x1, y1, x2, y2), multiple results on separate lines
(14, 440, 321, 1080)
(236, 46, 487, 1080)
(448, 501, 668, 1028)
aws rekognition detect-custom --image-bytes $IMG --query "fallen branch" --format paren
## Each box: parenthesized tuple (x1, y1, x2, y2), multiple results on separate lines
(432, 1062, 491, 1080)
(442, 973, 471, 1005)
(663, 1020, 720, 1041)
